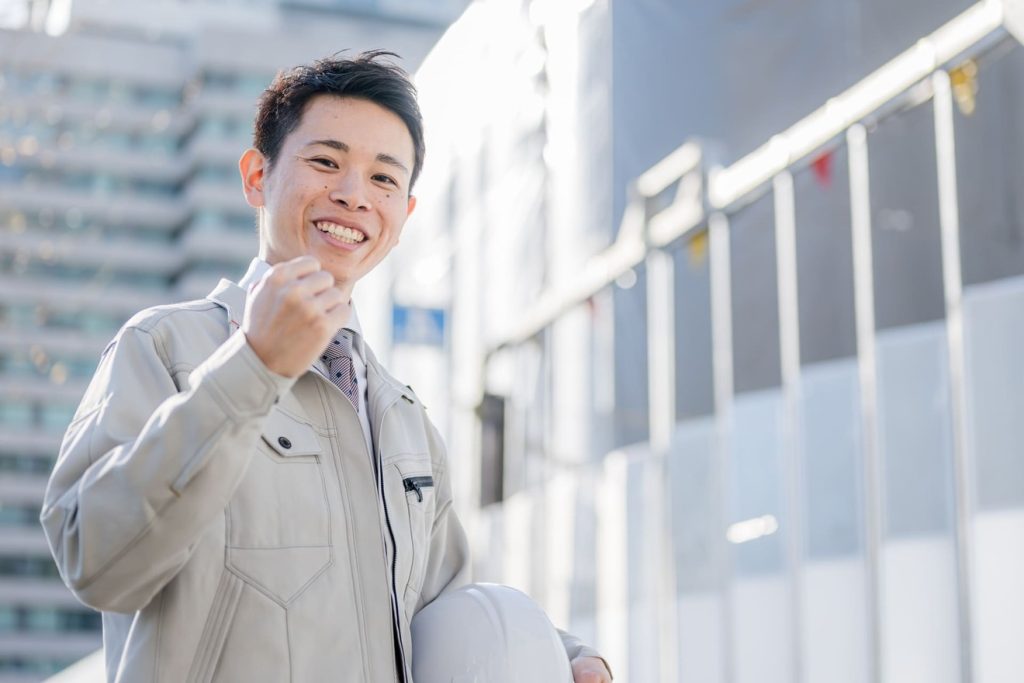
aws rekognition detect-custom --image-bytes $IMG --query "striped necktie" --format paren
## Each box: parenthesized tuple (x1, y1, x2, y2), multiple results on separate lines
(321, 330, 359, 413)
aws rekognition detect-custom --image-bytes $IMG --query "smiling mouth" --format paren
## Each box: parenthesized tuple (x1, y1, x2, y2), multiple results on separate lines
(315, 221, 366, 244)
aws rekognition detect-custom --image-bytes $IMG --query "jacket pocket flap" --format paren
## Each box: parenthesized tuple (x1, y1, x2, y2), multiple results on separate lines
(261, 408, 322, 457)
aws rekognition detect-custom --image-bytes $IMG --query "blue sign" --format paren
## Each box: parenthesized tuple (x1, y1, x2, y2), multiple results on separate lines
(392, 305, 446, 347)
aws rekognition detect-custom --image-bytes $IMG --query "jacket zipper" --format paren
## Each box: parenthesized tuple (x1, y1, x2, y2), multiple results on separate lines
(374, 400, 409, 683)
(402, 476, 434, 503)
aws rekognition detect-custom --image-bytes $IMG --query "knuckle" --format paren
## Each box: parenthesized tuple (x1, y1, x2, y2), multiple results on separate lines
(268, 269, 288, 287)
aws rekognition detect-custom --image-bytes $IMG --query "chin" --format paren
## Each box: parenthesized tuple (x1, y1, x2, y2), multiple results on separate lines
(324, 265, 357, 284)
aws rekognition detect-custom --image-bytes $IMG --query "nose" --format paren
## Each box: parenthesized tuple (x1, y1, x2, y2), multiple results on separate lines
(329, 169, 371, 211)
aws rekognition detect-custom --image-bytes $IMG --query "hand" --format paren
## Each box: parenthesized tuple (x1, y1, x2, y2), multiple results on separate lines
(571, 656, 612, 682)
(242, 256, 350, 377)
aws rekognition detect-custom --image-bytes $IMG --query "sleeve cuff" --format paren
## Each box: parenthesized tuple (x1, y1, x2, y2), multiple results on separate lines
(191, 330, 298, 421)
(573, 650, 614, 679)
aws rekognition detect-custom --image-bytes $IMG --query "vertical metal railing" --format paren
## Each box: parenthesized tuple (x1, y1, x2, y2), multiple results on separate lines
(475, 4, 1024, 681)
(708, 212, 736, 683)
(933, 68, 976, 683)
(773, 170, 805, 683)
(645, 246, 679, 681)
(848, 122, 885, 683)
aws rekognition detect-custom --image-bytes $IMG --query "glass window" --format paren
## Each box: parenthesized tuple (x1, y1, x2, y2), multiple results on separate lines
(730, 392, 787, 576)
(23, 608, 60, 633)
(877, 324, 956, 537)
(132, 178, 178, 197)
(955, 46, 1024, 286)
(611, 265, 649, 448)
(730, 193, 782, 394)
(0, 355, 37, 378)
(26, 72, 59, 96)
(109, 272, 168, 289)
(669, 417, 718, 591)
(0, 165, 25, 184)
(40, 404, 76, 434)
(138, 134, 178, 154)
(239, 74, 271, 97)
(0, 454, 56, 475)
(673, 232, 715, 420)
(793, 145, 858, 365)
(203, 71, 238, 91)
(868, 101, 945, 330)
(108, 82, 132, 104)
(801, 360, 863, 558)
(134, 86, 180, 108)
(0, 505, 41, 525)
(0, 607, 102, 634)
(194, 166, 235, 183)
(0, 402, 32, 428)
(68, 78, 108, 101)
(102, 130, 133, 151)
(0, 658, 76, 675)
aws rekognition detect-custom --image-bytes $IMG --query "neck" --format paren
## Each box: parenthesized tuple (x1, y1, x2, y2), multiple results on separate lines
(334, 281, 356, 304)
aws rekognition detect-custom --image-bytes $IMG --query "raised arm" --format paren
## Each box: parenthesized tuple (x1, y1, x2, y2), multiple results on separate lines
(40, 322, 293, 613)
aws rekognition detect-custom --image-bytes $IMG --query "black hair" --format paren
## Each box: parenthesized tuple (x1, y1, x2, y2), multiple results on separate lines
(253, 50, 424, 189)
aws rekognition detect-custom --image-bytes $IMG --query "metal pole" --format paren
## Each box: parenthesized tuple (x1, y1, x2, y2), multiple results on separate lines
(597, 450, 631, 678)
(932, 68, 975, 683)
(709, 212, 735, 683)
(773, 171, 805, 683)
(646, 248, 680, 681)
(847, 123, 884, 683)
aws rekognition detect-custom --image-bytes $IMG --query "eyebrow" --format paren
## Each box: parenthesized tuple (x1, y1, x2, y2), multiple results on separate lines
(305, 138, 410, 176)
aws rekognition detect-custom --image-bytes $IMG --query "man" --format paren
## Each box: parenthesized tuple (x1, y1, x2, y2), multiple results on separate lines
(40, 52, 612, 682)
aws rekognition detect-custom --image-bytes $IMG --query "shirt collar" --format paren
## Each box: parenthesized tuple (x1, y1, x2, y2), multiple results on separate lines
(238, 257, 366, 357)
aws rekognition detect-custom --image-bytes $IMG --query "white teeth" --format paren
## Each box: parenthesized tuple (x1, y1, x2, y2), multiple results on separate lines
(315, 221, 365, 244)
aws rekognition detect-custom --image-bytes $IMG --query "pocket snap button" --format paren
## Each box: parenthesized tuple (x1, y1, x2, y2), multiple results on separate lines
(278, 436, 292, 449)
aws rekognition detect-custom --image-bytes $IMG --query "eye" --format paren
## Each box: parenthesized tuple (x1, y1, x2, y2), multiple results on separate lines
(310, 157, 338, 169)
(373, 174, 398, 187)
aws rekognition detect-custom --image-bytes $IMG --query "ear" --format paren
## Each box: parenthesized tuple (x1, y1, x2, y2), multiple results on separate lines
(239, 148, 268, 208)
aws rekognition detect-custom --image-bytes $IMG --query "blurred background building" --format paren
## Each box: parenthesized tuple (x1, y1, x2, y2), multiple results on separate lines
(4, 0, 1024, 681)
(0, 0, 464, 680)
(394, 0, 1024, 682)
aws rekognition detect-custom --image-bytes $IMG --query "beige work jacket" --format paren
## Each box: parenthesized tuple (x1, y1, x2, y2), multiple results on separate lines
(40, 278, 599, 682)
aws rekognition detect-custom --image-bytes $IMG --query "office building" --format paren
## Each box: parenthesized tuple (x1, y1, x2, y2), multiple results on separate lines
(0, 0, 464, 679)
(404, 1, 1024, 681)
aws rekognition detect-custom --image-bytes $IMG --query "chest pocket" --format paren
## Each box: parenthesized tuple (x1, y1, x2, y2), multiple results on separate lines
(225, 407, 332, 606)
(384, 453, 436, 616)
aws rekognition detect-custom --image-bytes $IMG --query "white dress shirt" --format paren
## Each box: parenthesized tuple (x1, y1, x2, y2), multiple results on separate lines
(238, 258, 375, 459)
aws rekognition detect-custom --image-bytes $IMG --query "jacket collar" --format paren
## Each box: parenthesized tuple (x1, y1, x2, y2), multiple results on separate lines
(206, 278, 247, 333)
(205, 275, 417, 412)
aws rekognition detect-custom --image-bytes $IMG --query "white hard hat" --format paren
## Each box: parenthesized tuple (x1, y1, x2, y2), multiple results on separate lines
(411, 583, 573, 683)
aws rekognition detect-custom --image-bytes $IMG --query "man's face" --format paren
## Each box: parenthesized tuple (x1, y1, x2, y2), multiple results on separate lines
(241, 95, 417, 288)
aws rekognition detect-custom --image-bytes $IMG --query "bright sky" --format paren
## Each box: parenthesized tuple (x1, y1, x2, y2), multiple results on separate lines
(0, 0, 29, 29)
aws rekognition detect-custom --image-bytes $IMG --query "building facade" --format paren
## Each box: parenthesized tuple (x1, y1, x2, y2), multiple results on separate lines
(0, 1, 463, 679)
(402, 0, 1024, 681)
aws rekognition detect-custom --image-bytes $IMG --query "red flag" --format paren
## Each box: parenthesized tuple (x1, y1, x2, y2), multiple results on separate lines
(811, 150, 833, 188)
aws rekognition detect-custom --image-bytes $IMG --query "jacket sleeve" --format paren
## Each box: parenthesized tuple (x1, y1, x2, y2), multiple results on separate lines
(556, 630, 613, 676)
(416, 419, 472, 606)
(415, 419, 612, 676)
(40, 321, 295, 613)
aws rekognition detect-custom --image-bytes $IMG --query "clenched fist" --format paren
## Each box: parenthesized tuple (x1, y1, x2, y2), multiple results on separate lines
(242, 256, 351, 378)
